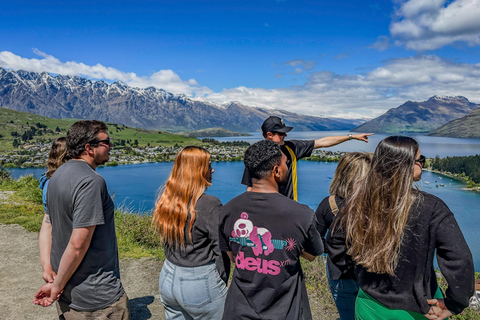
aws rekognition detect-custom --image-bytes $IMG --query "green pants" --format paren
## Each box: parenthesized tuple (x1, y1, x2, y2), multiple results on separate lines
(355, 286, 445, 320)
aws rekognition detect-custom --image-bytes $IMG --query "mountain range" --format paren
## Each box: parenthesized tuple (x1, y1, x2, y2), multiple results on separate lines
(0, 68, 363, 132)
(352, 96, 479, 133)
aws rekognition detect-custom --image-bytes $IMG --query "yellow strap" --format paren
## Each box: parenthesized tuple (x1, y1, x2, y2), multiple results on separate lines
(328, 195, 339, 216)
(284, 145, 298, 201)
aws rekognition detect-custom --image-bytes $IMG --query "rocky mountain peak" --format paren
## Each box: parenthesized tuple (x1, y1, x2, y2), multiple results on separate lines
(0, 67, 361, 132)
(428, 95, 469, 103)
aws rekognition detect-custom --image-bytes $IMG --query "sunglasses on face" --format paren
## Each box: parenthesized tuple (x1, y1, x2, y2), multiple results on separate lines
(415, 155, 426, 167)
(89, 139, 112, 146)
(273, 132, 287, 136)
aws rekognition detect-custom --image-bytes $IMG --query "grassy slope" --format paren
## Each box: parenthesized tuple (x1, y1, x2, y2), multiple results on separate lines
(0, 107, 200, 151)
(0, 174, 164, 259)
(428, 107, 480, 138)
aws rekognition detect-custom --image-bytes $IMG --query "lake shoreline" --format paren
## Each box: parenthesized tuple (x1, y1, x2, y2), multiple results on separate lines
(424, 168, 480, 193)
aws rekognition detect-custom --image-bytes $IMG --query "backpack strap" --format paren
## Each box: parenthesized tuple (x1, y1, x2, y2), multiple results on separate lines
(284, 145, 298, 202)
(328, 195, 339, 216)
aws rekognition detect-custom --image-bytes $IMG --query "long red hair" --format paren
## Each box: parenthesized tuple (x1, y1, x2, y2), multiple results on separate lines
(152, 146, 212, 247)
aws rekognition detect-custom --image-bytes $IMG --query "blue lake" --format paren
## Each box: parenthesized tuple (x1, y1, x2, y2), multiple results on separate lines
(210, 131, 480, 158)
(11, 161, 480, 272)
(9, 131, 480, 271)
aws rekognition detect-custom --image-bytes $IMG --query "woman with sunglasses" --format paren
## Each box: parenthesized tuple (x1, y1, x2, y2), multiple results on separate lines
(329, 136, 474, 320)
(153, 146, 228, 320)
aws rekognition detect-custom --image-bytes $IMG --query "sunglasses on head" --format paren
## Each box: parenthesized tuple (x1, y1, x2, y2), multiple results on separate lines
(415, 155, 426, 167)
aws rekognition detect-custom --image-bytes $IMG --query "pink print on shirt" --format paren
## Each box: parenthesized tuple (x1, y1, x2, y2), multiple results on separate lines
(230, 212, 298, 275)
(231, 212, 274, 256)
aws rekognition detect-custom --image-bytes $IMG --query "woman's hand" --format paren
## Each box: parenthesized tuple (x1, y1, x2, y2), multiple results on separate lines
(424, 299, 453, 320)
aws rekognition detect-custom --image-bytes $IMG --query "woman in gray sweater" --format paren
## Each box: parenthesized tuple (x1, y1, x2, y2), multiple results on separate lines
(330, 136, 474, 320)
(153, 146, 228, 320)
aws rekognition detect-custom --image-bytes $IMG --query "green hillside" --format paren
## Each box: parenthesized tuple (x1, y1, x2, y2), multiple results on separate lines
(0, 108, 200, 151)
(428, 107, 480, 138)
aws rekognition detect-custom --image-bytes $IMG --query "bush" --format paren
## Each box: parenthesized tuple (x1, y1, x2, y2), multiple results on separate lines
(0, 168, 11, 181)
(114, 210, 165, 260)
(0, 174, 42, 204)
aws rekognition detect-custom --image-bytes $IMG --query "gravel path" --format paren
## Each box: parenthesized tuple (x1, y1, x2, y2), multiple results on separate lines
(0, 223, 165, 320)
(0, 222, 337, 320)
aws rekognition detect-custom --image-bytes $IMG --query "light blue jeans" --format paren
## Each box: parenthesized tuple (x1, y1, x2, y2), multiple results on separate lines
(327, 267, 359, 320)
(159, 259, 227, 320)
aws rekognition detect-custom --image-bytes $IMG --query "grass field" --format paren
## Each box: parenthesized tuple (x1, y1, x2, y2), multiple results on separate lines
(0, 107, 201, 151)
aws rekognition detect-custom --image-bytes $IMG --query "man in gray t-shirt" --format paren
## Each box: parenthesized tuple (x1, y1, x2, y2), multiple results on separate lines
(34, 120, 129, 319)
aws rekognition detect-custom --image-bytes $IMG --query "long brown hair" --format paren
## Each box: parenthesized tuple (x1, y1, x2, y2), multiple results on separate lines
(338, 136, 419, 275)
(329, 152, 372, 199)
(46, 137, 68, 178)
(152, 146, 212, 247)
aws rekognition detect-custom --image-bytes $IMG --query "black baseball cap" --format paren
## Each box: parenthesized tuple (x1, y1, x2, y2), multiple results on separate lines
(261, 116, 293, 134)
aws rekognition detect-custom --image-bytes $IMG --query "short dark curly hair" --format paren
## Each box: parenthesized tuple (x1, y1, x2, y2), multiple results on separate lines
(67, 120, 108, 158)
(244, 140, 283, 180)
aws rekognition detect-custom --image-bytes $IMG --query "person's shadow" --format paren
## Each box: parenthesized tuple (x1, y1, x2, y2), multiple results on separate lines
(129, 296, 155, 319)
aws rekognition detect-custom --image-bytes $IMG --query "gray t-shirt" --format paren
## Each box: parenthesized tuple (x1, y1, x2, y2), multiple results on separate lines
(47, 160, 124, 311)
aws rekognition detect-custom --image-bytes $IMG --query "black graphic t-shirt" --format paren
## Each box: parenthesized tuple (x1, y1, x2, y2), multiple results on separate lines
(241, 140, 315, 199)
(219, 192, 323, 320)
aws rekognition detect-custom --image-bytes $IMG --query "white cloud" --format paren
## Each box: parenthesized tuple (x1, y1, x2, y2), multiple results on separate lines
(0, 49, 211, 96)
(284, 59, 304, 67)
(390, 0, 480, 50)
(283, 59, 317, 70)
(2, 50, 480, 119)
(293, 68, 303, 74)
(202, 55, 480, 118)
(369, 36, 391, 51)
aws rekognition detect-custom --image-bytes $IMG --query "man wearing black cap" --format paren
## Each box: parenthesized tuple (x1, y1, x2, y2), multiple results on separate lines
(241, 116, 373, 201)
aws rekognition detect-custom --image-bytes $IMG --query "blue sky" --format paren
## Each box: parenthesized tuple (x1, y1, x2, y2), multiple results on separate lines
(1, 0, 480, 119)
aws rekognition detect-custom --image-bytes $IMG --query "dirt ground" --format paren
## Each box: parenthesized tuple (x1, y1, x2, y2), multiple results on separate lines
(0, 223, 337, 320)
(0, 223, 165, 320)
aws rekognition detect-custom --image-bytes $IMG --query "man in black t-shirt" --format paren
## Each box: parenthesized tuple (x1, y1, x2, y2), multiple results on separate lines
(241, 116, 373, 200)
(220, 140, 324, 319)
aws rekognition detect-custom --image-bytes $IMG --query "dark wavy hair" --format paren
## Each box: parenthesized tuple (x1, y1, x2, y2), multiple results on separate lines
(244, 140, 283, 180)
(67, 120, 108, 158)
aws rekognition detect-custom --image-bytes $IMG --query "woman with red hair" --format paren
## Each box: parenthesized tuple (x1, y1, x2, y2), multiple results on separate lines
(153, 146, 228, 320)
